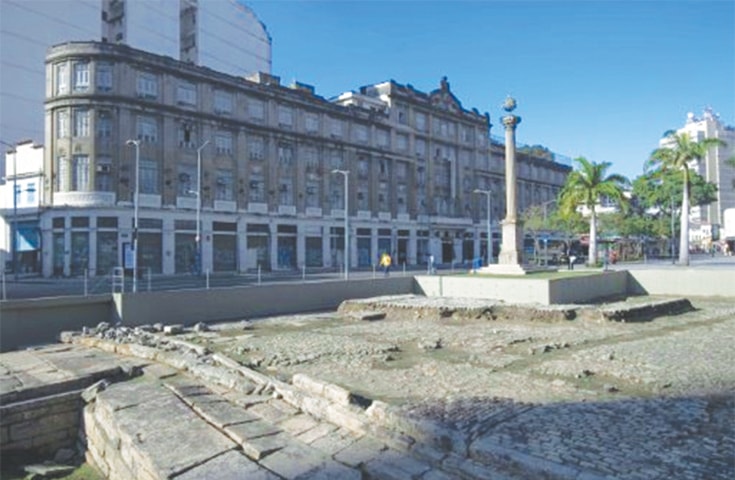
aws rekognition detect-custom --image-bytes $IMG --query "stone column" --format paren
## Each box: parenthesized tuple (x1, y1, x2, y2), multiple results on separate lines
(498, 97, 523, 266)
(481, 97, 539, 274)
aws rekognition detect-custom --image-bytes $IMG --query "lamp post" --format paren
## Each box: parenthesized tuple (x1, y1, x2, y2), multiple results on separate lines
(332, 169, 349, 279)
(473, 189, 493, 265)
(125, 139, 140, 292)
(670, 196, 675, 264)
(195, 140, 210, 275)
(541, 198, 557, 265)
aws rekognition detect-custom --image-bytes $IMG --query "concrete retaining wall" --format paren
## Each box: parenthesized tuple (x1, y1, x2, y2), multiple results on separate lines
(0, 295, 113, 352)
(414, 271, 629, 305)
(113, 277, 416, 327)
(626, 269, 735, 298)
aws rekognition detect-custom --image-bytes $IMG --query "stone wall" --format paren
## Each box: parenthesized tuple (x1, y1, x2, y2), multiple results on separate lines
(0, 390, 83, 459)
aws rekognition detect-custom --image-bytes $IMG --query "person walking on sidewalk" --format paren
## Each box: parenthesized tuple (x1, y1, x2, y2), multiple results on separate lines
(379, 252, 392, 276)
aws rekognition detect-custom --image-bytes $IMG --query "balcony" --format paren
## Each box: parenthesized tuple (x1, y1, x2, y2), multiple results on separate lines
(53, 191, 115, 207)
(176, 196, 197, 210)
(214, 200, 237, 212)
(248, 203, 268, 214)
(305, 207, 322, 217)
(278, 205, 296, 216)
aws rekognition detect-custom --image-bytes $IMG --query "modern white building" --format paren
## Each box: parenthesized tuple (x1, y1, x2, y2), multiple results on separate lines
(0, 141, 45, 275)
(664, 109, 735, 244)
(0, 0, 271, 174)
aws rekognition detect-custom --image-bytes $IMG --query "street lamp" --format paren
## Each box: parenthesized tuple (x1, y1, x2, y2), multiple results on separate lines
(332, 169, 349, 279)
(125, 139, 140, 293)
(541, 198, 557, 265)
(473, 189, 493, 265)
(195, 140, 210, 275)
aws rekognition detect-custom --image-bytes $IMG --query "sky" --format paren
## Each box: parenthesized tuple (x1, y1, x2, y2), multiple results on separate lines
(246, 0, 735, 179)
(0, 0, 732, 181)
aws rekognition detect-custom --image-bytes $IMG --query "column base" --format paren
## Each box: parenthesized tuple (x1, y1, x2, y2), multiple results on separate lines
(477, 263, 549, 276)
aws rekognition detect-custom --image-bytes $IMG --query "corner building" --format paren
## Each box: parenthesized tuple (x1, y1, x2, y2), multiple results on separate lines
(43, 42, 569, 277)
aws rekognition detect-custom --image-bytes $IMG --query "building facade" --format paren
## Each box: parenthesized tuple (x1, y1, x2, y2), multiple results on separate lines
(665, 109, 735, 244)
(0, 141, 45, 275)
(42, 41, 570, 277)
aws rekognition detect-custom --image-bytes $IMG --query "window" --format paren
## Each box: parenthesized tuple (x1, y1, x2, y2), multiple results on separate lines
(136, 116, 158, 143)
(330, 118, 342, 137)
(24, 182, 35, 204)
(305, 177, 320, 207)
(376, 129, 389, 147)
(278, 105, 293, 127)
(396, 162, 408, 180)
(305, 113, 319, 133)
(140, 159, 159, 194)
(358, 158, 369, 179)
(96, 62, 113, 91)
(73, 108, 90, 137)
(178, 122, 196, 148)
(248, 165, 265, 202)
(247, 98, 265, 121)
(278, 143, 294, 170)
(304, 146, 319, 171)
(396, 107, 408, 124)
(14, 184, 21, 205)
(214, 90, 233, 114)
(215, 132, 233, 155)
(357, 186, 369, 210)
(73, 62, 90, 92)
(415, 138, 426, 158)
(248, 135, 264, 161)
(176, 82, 197, 106)
(215, 170, 233, 201)
(57, 110, 69, 138)
(354, 124, 368, 143)
(415, 112, 427, 132)
(177, 164, 196, 196)
(56, 156, 68, 191)
(278, 179, 293, 205)
(97, 110, 111, 138)
(56, 63, 68, 95)
(137, 72, 157, 98)
(95, 155, 113, 192)
(72, 154, 89, 191)
(396, 134, 408, 151)
(378, 181, 390, 211)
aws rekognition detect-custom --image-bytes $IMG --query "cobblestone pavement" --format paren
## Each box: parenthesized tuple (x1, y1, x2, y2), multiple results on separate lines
(3, 295, 733, 479)
(191, 295, 735, 479)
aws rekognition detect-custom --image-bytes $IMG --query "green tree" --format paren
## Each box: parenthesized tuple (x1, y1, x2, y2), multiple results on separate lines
(559, 157, 628, 266)
(648, 132, 726, 265)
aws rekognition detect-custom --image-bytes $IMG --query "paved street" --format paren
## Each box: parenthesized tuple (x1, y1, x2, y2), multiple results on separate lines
(2, 253, 734, 301)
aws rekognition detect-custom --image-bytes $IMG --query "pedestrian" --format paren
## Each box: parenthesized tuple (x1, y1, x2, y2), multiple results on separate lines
(429, 254, 435, 274)
(380, 252, 392, 276)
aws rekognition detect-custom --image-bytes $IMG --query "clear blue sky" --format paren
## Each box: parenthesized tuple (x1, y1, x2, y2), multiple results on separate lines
(248, 0, 735, 179)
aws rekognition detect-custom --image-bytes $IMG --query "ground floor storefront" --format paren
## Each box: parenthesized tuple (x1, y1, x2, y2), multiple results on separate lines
(38, 208, 499, 277)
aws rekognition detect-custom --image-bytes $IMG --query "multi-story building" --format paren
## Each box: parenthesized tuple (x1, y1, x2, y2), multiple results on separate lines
(0, 141, 45, 275)
(101, 0, 271, 77)
(42, 41, 570, 277)
(0, 0, 270, 175)
(663, 109, 735, 243)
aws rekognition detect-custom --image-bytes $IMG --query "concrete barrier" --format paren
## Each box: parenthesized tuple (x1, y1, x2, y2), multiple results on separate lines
(626, 269, 735, 298)
(112, 277, 416, 327)
(414, 271, 628, 305)
(0, 295, 113, 352)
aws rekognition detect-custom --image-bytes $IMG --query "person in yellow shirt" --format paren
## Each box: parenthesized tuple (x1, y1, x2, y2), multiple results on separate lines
(379, 252, 392, 276)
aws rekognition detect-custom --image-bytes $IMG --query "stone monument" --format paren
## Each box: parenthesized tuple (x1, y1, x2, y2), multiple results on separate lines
(479, 97, 542, 275)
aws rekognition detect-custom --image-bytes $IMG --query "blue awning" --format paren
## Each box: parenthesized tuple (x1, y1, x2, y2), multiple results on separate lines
(15, 222, 40, 251)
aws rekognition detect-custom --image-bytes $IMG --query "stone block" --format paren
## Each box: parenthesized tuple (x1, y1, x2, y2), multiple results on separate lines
(325, 404, 367, 434)
(278, 414, 320, 436)
(191, 399, 260, 429)
(259, 442, 329, 479)
(82, 379, 109, 403)
(333, 435, 387, 467)
(224, 419, 281, 443)
(249, 402, 292, 424)
(240, 432, 288, 460)
(163, 324, 184, 335)
(308, 428, 358, 456)
(296, 422, 338, 445)
(323, 383, 352, 406)
(295, 460, 363, 480)
(175, 450, 279, 480)
(293, 373, 326, 397)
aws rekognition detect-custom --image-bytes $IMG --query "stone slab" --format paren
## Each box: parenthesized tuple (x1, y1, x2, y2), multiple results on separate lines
(175, 449, 279, 480)
(224, 418, 281, 443)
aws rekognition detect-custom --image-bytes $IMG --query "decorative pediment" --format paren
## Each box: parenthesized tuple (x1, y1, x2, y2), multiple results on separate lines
(429, 76, 463, 113)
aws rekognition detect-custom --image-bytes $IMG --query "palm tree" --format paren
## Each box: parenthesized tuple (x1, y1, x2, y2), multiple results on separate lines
(649, 132, 726, 265)
(559, 157, 628, 267)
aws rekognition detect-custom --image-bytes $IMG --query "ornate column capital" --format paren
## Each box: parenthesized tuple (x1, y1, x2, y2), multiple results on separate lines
(502, 114, 521, 130)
